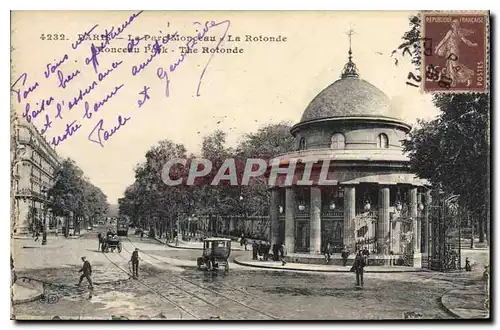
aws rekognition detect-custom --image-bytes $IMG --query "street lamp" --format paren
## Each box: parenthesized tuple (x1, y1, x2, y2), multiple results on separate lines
(364, 200, 371, 212)
(298, 204, 305, 211)
(329, 202, 336, 210)
(41, 188, 48, 245)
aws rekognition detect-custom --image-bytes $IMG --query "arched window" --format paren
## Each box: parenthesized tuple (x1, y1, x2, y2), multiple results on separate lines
(299, 137, 307, 150)
(377, 133, 389, 148)
(331, 133, 345, 149)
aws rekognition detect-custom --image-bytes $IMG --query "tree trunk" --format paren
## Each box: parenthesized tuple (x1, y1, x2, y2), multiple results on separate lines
(478, 215, 485, 243)
(484, 212, 489, 246)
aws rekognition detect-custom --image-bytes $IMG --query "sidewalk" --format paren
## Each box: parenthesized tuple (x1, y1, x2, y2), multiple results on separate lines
(440, 282, 490, 319)
(12, 278, 44, 305)
(233, 256, 424, 273)
(154, 237, 252, 251)
(12, 235, 130, 287)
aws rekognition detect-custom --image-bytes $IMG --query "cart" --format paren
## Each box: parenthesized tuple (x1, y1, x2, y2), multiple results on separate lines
(197, 237, 231, 272)
(101, 235, 122, 253)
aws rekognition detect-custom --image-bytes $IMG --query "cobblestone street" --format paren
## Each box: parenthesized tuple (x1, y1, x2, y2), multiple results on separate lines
(12, 231, 488, 320)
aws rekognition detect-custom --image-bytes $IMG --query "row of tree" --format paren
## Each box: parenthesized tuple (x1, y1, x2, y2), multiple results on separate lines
(118, 123, 295, 238)
(48, 158, 109, 232)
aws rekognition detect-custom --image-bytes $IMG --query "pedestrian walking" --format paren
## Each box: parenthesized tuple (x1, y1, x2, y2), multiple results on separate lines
(77, 257, 93, 289)
(263, 242, 271, 261)
(465, 257, 472, 272)
(324, 242, 332, 264)
(350, 250, 366, 287)
(129, 248, 140, 279)
(279, 242, 287, 266)
(252, 241, 258, 260)
(341, 245, 349, 266)
(272, 243, 279, 261)
(34, 228, 40, 242)
(97, 233, 102, 251)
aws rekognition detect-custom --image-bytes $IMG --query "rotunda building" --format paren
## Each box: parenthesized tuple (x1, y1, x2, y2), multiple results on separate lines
(267, 53, 430, 266)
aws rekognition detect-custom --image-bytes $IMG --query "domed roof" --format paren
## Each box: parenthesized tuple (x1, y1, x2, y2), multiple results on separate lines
(300, 76, 395, 122)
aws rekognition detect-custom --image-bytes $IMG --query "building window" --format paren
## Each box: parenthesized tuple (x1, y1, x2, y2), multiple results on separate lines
(377, 133, 389, 148)
(331, 133, 345, 149)
(299, 137, 307, 150)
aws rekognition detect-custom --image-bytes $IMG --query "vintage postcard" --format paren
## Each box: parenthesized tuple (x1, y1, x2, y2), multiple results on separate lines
(10, 10, 491, 320)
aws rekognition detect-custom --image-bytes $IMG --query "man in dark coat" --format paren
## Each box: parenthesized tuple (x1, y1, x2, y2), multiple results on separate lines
(324, 243, 332, 264)
(279, 242, 287, 266)
(341, 245, 349, 267)
(252, 241, 258, 260)
(263, 242, 271, 261)
(129, 248, 140, 278)
(351, 250, 366, 287)
(78, 257, 93, 289)
(97, 233, 102, 251)
(272, 243, 279, 261)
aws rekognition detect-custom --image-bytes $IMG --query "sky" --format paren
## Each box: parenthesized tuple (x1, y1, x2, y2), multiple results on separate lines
(11, 11, 440, 204)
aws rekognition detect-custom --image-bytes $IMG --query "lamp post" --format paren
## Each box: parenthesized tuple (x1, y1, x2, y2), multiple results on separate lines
(41, 189, 47, 245)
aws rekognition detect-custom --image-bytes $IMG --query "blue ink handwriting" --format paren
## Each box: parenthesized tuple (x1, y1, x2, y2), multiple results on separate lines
(85, 10, 144, 73)
(57, 69, 81, 89)
(132, 41, 162, 76)
(44, 54, 69, 79)
(68, 60, 123, 110)
(82, 84, 124, 119)
(55, 101, 65, 120)
(195, 20, 231, 96)
(11, 73, 39, 104)
(72, 24, 99, 50)
(127, 35, 147, 52)
(156, 67, 170, 97)
(39, 114, 53, 135)
(88, 115, 131, 147)
(51, 120, 82, 147)
(23, 96, 55, 123)
(137, 86, 151, 107)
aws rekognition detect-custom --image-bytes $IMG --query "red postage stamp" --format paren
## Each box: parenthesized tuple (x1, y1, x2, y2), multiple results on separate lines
(422, 11, 489, 93)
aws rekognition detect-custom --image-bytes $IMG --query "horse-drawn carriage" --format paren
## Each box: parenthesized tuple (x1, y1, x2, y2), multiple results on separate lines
(197, 237, 231, 272)
(101, 234, 122, 253)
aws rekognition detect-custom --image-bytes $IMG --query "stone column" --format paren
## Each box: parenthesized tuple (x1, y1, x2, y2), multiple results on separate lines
(409, 187, 419, 253)
(424, 189, 431, 255)
(377, 186, 390, 254)
(310, 186, 322, 254)
(343, 185, 356, 252)
(269, 189, 280, 245)
(285, 188, 295, 253)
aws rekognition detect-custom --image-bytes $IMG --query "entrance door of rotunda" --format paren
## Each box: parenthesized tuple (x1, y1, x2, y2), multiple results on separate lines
(322, 216, 343, 253)
(295, 219, 310, 252)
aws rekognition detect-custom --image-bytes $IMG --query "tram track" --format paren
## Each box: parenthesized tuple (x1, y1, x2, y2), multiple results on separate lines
(119, 244, 247, 320)
(101, 250, 200, 319)
(123, 237, 281, 320)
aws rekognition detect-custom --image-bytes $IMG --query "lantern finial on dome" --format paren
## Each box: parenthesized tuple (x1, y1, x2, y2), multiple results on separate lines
(341, 26, 359, 79)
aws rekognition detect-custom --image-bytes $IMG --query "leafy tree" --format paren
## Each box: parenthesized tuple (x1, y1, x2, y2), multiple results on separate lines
(396, 15, 490, 243)
(48, 158, 85, 218)
(48, 158, 109, 232)
(118, 123, 296, 238)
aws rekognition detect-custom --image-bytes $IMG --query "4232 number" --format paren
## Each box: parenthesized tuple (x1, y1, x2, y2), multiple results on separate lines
(40, 34, 67, 41)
